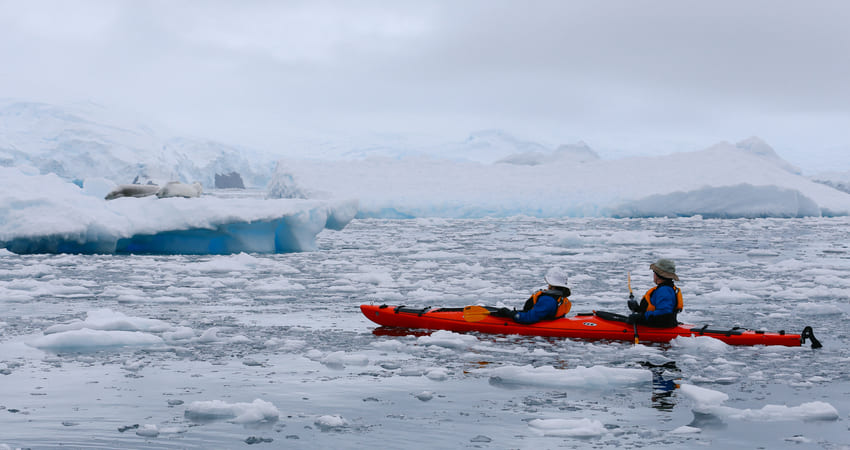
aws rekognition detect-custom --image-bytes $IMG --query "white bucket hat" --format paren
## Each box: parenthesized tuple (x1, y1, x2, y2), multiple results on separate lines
(544, 268, 569, 288)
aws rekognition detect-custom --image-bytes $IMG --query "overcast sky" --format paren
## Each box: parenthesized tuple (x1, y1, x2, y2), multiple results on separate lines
(1, 0, 848, 173)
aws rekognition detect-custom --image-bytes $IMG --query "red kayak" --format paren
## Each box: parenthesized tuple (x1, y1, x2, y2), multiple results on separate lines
(360, 304, 822, 348)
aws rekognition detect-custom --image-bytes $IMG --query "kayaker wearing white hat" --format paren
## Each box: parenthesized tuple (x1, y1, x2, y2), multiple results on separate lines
(493, 268, 572, 324)
(627, 259, 682, 327)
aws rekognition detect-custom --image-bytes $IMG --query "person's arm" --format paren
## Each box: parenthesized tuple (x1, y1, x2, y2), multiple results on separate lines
(513, 296, 557, 324)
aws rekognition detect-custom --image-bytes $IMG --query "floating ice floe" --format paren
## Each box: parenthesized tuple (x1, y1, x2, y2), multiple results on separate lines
(679, 384, 839, 421)
(135, 424, 160, 438)
(0, 279, 91, 300)
(669, 335, 731, 352)
(527, 418, 607, 438)
(23, 308, 217, 351)
(43, 308, 174, 334)
(184, 399, 280, 424)
(425, 367, 450, 381)
(28, 328, 164, 351)
(670, 425, 701, 434)
(319, 351, 370, 369)
(484, 364, 651, 389)
(417, 330, 480, 349)
(314, 414, 349, 431)
(414, 391, 434, 401)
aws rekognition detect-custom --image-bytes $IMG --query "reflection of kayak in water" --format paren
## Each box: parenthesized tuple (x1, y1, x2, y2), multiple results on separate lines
(360, 304, 822, 348)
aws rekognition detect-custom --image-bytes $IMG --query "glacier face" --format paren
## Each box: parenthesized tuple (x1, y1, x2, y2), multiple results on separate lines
(0, 167, 357, 255)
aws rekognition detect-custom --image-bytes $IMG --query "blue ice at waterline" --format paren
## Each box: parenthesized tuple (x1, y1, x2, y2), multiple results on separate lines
(0, 167, 356, 255)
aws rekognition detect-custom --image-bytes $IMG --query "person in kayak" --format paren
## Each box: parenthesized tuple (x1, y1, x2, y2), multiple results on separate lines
(493, 268, 572, 324)
(627, 258, 682, 327)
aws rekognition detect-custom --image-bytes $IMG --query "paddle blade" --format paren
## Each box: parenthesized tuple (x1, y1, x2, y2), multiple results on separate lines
(463, 305, 491, 322)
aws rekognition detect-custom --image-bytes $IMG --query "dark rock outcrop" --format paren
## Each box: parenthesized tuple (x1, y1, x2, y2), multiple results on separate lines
(215, 172, 245, 189)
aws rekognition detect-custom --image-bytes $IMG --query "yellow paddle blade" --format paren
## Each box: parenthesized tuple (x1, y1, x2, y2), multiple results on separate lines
(463, 305, 491, 322)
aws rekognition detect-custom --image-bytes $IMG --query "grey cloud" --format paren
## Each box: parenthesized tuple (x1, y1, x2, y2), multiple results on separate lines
(0, 0, 847, 172)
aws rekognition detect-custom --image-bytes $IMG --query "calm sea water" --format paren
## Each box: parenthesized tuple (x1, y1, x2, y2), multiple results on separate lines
(1, 217, 848, 449)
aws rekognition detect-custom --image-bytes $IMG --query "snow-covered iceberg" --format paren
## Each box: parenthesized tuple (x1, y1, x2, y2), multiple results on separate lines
(268, 138, 850, 218)
(0, 167, 356, 254)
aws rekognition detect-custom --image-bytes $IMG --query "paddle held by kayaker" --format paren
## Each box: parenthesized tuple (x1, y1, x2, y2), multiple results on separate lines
(493, 268, 572, 324)
(627, 258, 682, 327)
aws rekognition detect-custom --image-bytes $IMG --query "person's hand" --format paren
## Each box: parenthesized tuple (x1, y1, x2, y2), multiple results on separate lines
(626, 312, 641, 324)
(494, 307, 514, 318)
(627, 299, 639, 312)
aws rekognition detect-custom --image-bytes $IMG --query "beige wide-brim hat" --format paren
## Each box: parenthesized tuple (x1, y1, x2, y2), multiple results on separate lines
(650, 258, 679, 281)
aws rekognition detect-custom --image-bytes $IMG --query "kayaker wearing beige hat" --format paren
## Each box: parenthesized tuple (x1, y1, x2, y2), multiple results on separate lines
(627, 258, 682, 327)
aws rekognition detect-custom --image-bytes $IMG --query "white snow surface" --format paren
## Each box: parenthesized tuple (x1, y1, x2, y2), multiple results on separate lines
(269, 140, 850, 218)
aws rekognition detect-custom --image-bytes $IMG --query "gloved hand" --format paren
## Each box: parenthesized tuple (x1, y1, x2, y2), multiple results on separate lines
(627, 299, 639, 312)
(494, 307, 514, 318)
(626, 312, 642, 324)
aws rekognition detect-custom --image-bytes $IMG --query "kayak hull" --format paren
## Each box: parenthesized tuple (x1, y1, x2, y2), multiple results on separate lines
(360, 304, 807, 347)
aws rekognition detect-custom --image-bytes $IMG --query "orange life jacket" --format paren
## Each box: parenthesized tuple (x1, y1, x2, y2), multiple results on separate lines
(528, 289, 572, 319)
(643, 285, 683, 313)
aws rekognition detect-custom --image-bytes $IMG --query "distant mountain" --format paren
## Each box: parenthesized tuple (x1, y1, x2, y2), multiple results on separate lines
(1, 101, 571, 185)
(496, 140, 600, 166)
(446, 129, 551, 163)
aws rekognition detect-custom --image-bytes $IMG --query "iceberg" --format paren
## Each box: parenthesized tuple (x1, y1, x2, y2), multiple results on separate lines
(612, 184, 821, 218)
(267, 138, 850, 219)
(0, 167, 356, 255)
